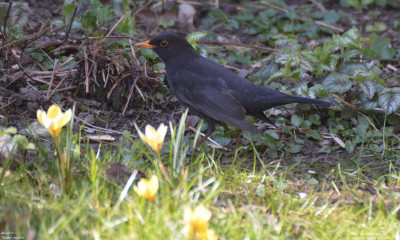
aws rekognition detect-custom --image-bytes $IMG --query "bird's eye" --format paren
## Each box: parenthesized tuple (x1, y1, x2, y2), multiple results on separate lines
(160, 40, 168, 47)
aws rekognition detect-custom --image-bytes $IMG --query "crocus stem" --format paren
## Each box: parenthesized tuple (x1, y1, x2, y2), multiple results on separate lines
(54, 136, 69, 191)
(156, 152, 172, 185)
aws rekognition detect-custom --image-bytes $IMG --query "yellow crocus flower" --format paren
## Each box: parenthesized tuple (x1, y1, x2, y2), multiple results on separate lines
(183, 205, 218, 240)
(137, 124, 167, 153)
(37, 105, 72, 137)
(133, 175, 159, 201)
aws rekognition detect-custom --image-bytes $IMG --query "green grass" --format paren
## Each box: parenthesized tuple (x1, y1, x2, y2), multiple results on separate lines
(1, 0, 400, 238)
(1, 112, 399, 240)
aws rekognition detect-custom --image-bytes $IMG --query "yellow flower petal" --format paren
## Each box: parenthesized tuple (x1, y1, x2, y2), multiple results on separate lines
(145, 125, 157, 140)
(137, 124, 167, 153)
(183, 205, 215, 240)
(37, 110, 45, 127)
(148, 175, 159, 196)
(59, 109, 72, 128)
(156, 124, 168, 141)
(47, 104, 61, 119)
(133, 175, 159, 201)
(192, 205, 211, 233)
(137, 127, 148, 142)
(36, 105, 72, 137)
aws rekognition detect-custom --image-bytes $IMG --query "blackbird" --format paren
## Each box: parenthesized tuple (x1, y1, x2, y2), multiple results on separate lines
(135, 33, 333, 140)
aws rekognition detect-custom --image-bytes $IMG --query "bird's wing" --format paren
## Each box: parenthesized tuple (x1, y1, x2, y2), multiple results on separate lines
(171, 68, 258, 133)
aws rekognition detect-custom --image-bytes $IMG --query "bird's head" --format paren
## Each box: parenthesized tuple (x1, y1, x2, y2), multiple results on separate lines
(135, 33, 199, 64)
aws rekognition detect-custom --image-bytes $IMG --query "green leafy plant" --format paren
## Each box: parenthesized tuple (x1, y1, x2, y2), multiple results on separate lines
(186, 31, 208, 57)
(0, 127, 35, 160)
(62, 0, 114, 34)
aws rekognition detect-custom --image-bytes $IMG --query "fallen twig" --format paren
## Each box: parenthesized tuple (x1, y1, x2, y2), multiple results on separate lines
(101, 15, 126, 43)
(188, 126, 228, 150)
(0, 26, 52, 50)
(122, 76, 140, 115)
(84, 46, 90, 93)
(197, 40, 278, 53)
(331, 93, 378, 131)
(350, 57, 400, 62)
(64, 6, 77, 43)
(259, 1, 344, 33)
(107, 72, 135, 99)
(129, 38, 140, 67)
(40, 86, 77, 93)
(47, 58, 59, 99)
(48, 70, 75, 99)
(1, 1, 12, 45)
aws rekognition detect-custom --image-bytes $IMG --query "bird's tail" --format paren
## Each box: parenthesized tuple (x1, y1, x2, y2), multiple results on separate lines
(270, 95, 334, 107)
(290, 96, 334, 107)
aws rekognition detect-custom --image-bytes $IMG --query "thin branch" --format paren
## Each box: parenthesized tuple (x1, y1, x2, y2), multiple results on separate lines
(40, 86, 77, 93)
(107, 73, 135, 99)
(8, 47, 35, 82)
(0, 26, 52, 50)
(47, 58, 59, 99)
(100, 15, 126, 43)
(122, 76, 140, 115)
(259, 1, 344, 32)
(133, 0, 154, 17)
(330, 93, 378, 131)
(64, 6, 77, 43)
(88, 36, 131, 40)
(2, 1, 12, 45)
(197, 40, 278, 53)
(84, 46, 90, 93)
(129, 38, 140, 67)
(48, 71, 73, 99)
(350, 57, 400, 62)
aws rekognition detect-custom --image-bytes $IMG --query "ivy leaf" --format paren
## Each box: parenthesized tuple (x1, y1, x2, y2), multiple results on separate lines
(365, 22, 387, 33)
(354, 70, 377, 99)
(251, 62, 279, 83)
(13, 135, 35, 150)
(323, 73, 352, 94)
(309, 114, 321, 125)
(291, 114, 303, 127)
(371, 72, 386, 87)
(299, 58, 314, 72)
(62, 3, 76, 24)
(268, 71, 284, 80)
(300, 120, 312, 130)
(186, 32, 207, 48)
(1, 127, 17, 136)
(186, 32, 207, 57)
(378, 88, 400, 114)
(213, 134, 231, 147)
(306, 130, 323, 140)
(323, 10, 339, 24)
(357, 79, 376, 99)
(363, 33, 393, 58)
(295, 84, 308, 97)
(340, 63, 368, 76)
(212, 126, 231, 147)
(287, 143, 302, 153)
(344, 49, 361, 59)
(360, 93, 378, 110)
(333, 26, 361, 48)
(304, 42, 339, 76)
(345, 140, 356, 153)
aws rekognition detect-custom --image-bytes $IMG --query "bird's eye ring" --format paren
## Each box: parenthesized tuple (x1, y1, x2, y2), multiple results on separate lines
(160, 40, 168, 47)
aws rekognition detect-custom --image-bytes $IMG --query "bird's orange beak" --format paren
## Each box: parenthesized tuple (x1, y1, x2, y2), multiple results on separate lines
(134, 40, 155, 49)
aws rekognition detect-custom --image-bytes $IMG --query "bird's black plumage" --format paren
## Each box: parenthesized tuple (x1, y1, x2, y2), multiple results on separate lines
(135, 33, 333, 137)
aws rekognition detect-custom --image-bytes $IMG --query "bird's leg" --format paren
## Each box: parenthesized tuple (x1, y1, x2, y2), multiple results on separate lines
(195, 121, 216, 148)
(233, 129, 243, 153)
